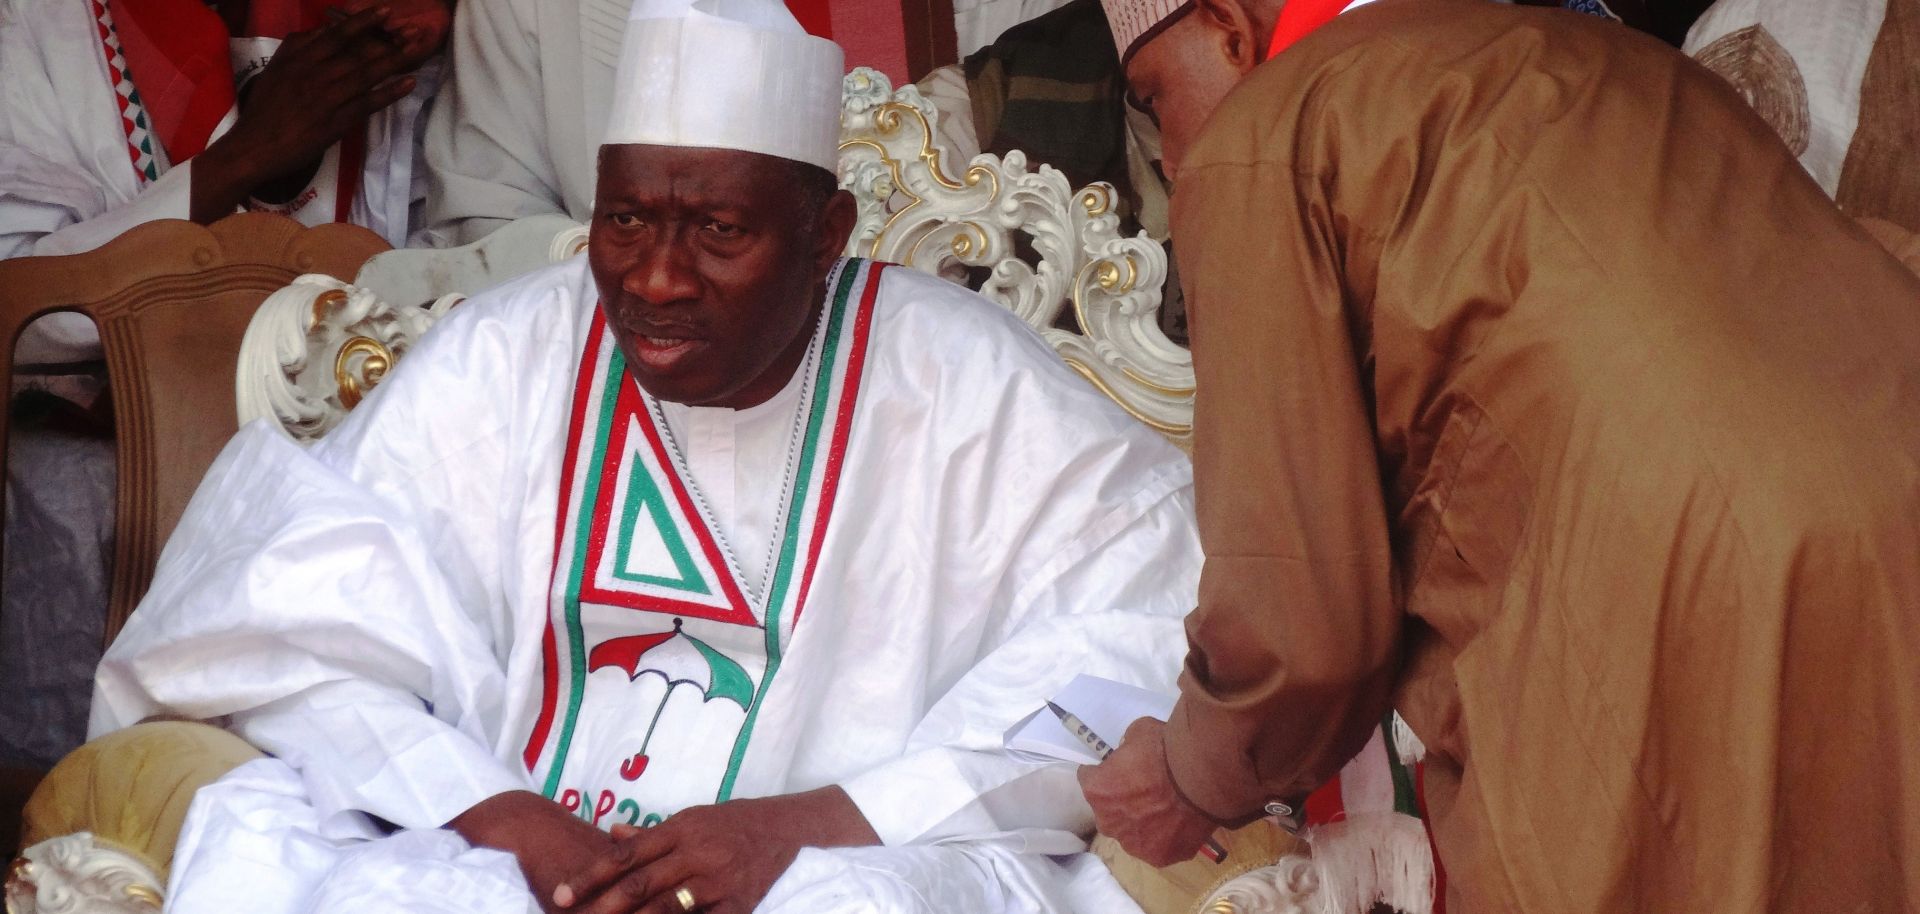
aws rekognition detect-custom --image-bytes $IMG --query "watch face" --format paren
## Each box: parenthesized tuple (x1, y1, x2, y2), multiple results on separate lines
(1265, 800, 1303, 832)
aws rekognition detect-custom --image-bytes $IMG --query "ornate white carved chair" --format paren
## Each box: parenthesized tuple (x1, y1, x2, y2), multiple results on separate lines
(836, 69, 1193, 443)
(5, 834, 163, 914)
(6, 70, 1357, 914)
(231, 216, 590, 439)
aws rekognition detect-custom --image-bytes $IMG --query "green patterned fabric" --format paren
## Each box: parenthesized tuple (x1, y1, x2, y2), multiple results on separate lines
(962, 0, 1136, 207)
(958, 0, 1194, 343)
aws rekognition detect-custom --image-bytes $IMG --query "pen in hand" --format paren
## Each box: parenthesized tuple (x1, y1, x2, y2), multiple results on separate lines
(1049, 702, 1230, 864)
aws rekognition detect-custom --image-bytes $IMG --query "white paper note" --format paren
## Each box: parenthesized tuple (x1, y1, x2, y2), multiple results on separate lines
(1003, 674, 1178, 765)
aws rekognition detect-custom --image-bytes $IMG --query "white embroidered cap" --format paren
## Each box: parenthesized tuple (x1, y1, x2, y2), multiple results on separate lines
(604, 0, 844, 172)
(1099, 0, 1195, 63)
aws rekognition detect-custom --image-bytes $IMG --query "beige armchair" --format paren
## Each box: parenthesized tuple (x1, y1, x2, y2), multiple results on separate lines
(0, 215, 389, 856)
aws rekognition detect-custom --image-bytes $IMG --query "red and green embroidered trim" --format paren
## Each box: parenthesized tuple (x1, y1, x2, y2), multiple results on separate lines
(92, 0, 161, 184)
(525, 322, 622, 779)
(526, 260, 885, 800)
(715, 259, 881, 801)
(586, 372, 755, 624)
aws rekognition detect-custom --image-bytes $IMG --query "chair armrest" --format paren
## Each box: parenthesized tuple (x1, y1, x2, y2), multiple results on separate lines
(20, 722, 261, 881)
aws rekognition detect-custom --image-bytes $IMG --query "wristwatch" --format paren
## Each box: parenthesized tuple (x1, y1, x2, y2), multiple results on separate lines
(1264, 798, 1305, 834)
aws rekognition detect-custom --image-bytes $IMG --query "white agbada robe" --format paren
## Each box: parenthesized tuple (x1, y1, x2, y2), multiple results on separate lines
(418, 0, 630, 245)
(0, 0, 435, 364)
(91, 257, 1200, 914)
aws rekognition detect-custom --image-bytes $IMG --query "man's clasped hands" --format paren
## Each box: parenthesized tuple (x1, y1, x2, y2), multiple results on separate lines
(449, 785, 882, 914)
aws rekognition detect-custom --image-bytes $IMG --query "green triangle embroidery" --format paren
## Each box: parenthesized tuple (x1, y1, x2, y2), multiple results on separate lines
(613, 457, 709, 594)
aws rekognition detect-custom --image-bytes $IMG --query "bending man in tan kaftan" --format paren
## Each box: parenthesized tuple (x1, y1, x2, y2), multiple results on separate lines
(1077, 0, 1920, 911)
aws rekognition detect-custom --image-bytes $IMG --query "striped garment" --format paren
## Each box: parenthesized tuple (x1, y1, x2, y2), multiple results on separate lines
(89, 0, 162, 185)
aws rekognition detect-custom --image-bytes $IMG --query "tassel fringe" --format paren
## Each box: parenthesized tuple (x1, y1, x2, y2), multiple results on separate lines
(1305, 812, 1435, 914)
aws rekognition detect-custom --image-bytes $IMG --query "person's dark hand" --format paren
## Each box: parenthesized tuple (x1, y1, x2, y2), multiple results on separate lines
(232, 6, 418, 176)
(191, 5, 420, 219)
(1077, 717, 1223, 866)
(448, 791, 620, 914)
(553, 786, 880, 914)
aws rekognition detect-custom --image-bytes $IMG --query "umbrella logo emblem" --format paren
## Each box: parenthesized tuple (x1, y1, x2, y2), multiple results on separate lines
(587, 619, 755, 782)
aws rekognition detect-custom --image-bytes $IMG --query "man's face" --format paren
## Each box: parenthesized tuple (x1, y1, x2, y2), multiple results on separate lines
(1125, 11, 1250, 179)
(590, 145, 848, 409)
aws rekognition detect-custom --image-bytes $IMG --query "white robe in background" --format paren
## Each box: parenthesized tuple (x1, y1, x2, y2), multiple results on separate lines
(0, 0, 436, 363)
(91, 257, 1200, 914)
(418, 0, 633, 245)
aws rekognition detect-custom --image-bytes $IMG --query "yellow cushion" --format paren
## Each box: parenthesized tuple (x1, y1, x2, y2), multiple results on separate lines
(21, 722, 261, 880)
(1096, 819, 1308, 914)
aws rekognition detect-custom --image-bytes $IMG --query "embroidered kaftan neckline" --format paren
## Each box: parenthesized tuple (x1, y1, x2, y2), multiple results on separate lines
(636, 275, 836, 612)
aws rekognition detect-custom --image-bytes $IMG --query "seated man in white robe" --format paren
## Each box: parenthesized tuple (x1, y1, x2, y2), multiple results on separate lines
(88, 0, 1201, 911)
(1, 0, 450, 362)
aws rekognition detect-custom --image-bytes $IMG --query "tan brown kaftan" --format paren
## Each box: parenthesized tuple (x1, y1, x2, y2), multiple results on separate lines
(1162, 2, 1920, 911)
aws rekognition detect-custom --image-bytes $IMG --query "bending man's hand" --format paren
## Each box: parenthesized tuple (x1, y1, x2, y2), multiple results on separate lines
(1077, 717, 1222, 866)
(554, 786, 880, 914)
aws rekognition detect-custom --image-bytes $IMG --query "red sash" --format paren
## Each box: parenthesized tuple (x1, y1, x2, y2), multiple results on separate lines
(105, 0, 232, 163)
(786, 0, 834, 40)
(1265, 0, 1356, 59)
